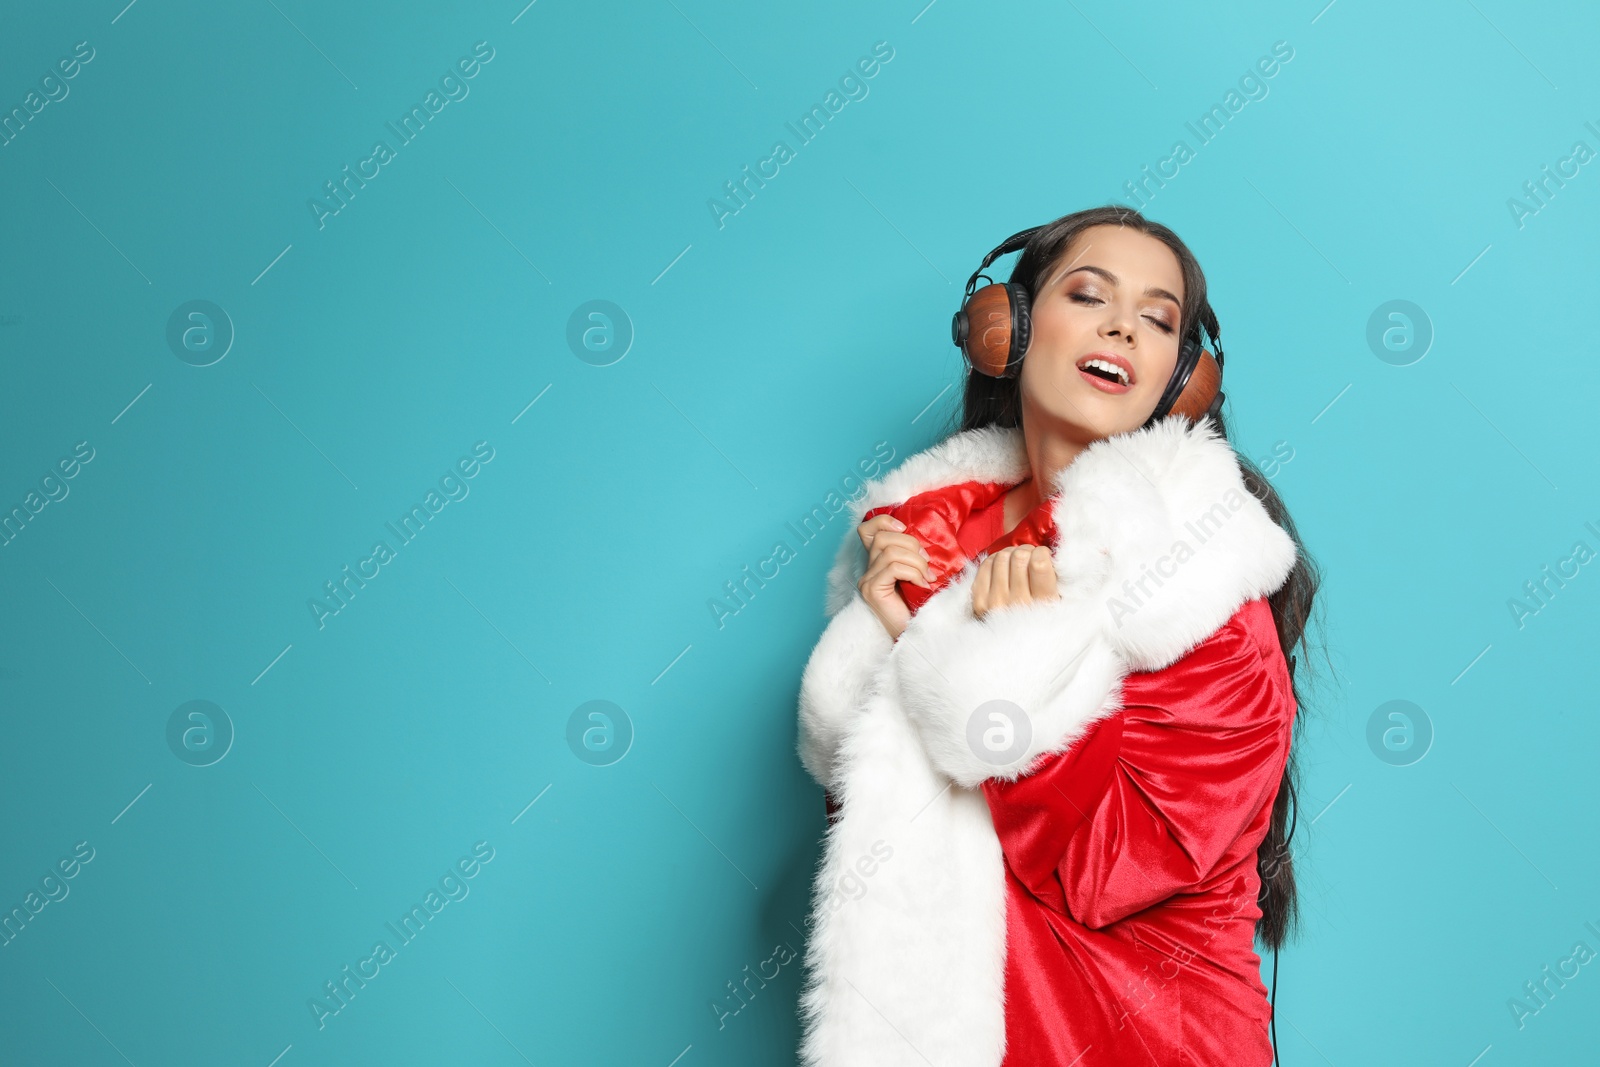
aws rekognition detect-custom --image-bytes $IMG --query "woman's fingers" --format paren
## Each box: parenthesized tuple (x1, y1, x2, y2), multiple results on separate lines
(971, 554, 993, 616)
(862, 515, 1065, 624)
(989, 548, 1014, 606)
(973, 545, 1059, 618)
(864, 556, 928, 591)
(856, 557, 912, 639)
(877, 559, 931, 589)
(1028, 547, 1059, 600)
(859, 554, 930, 599)
(862, 528, 930, 586)
(867, 530, 930, 561)
(976, 549, 1016, 618)
(1008, 546, 1034, 606)
(870, 540, 929, 583)
(854, 515, 939, 640)
(857, 513, 904, 549)
(855, 515, 1063, 633)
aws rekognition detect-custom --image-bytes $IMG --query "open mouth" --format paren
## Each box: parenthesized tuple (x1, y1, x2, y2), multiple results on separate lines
(1076, 355, 1135, 394)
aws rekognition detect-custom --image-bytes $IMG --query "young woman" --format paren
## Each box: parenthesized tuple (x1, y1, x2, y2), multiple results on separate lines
(795, 205, 1321, 1066)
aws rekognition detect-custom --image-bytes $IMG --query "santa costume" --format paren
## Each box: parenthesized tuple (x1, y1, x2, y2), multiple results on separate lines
(795, 415, 1299, 1066)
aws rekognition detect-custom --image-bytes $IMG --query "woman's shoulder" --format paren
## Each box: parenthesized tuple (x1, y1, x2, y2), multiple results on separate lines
(1136, 595, 1278, 665)
(1215, 596, 1283, 662)
(1118, 597, 1293, 728)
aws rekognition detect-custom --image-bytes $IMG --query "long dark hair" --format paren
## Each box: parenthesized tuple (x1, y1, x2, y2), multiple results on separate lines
(947, 205, 1328, 952)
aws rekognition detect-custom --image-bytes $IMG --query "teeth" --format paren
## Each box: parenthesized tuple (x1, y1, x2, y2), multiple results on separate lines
(1080, 358, 1130, 386)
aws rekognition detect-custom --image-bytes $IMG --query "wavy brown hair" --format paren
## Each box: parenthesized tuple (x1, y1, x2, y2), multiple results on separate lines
(947, 204, 1329, 952)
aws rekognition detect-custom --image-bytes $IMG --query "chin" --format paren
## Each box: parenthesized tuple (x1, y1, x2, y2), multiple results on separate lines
(1049, 384, 1154, 440)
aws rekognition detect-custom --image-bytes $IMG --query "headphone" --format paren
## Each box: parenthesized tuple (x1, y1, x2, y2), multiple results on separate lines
(950, 225, 1226, 427)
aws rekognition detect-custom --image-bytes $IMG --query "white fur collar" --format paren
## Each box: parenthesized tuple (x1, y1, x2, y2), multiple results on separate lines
(822, 416, 1295, 671)
(795, 417, 1297, 1066)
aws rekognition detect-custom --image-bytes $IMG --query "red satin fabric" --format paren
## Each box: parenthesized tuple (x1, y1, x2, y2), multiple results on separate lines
(985, 598, 1291, 1066)
(831, 481, 1295, 1064)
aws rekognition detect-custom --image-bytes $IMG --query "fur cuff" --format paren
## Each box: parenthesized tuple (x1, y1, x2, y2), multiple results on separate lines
(892, 565, 1124, 789)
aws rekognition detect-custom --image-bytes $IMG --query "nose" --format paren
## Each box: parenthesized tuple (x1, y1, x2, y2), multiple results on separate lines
(1099, 302, 1137, 346)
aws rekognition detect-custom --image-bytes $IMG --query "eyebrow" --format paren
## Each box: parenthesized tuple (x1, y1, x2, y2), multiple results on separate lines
(1059, 265, 1182, 308)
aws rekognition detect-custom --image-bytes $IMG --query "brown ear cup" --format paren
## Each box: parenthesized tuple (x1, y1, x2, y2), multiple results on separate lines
(952, 282, 1030, 378)
(1165, 347, 1223, 423)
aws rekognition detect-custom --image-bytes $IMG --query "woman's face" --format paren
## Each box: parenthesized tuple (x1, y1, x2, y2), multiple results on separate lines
(1019, 223, 1186, 440)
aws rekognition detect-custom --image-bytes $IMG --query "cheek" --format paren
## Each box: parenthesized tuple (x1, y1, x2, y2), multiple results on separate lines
(1141, 346, 1180, 393)
(1019, 336, 1074, 388)
(1026, 302, 1083, 351)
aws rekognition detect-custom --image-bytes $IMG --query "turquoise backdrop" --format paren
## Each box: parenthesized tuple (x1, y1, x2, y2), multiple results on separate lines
(2, 0, 1598, 1064)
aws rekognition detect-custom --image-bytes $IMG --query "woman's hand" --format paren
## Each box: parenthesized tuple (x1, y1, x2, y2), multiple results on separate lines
(972, 545, 1059, 619)
(855, 513, 930, 640)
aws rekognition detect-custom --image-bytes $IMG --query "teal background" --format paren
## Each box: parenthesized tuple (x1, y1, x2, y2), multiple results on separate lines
(2, 0, 1598, 1063)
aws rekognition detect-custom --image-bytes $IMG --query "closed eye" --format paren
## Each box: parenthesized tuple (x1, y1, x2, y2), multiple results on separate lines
(1069, 292, 1176, 334)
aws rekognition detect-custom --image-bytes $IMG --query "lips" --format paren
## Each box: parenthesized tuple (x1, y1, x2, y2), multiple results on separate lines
(1076, 352, 1136, 394)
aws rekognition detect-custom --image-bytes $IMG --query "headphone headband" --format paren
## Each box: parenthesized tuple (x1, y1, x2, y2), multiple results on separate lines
(962, 226, 1044, 300)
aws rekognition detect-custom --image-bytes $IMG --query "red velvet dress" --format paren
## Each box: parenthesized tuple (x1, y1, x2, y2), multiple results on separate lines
(833, 482, 1295, 1066)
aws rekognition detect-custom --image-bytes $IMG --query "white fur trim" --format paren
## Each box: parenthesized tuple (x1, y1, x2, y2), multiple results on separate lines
(893, 573, 1127, 789)
(796, 416, 1297, 1067)
(797, 596, 894, 792)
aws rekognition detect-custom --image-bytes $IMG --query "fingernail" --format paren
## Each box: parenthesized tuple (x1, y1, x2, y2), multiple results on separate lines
(889, 518, 905, 530)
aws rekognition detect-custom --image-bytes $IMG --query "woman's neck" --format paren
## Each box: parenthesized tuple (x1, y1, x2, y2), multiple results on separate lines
(1001, 418, 1093, 535)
